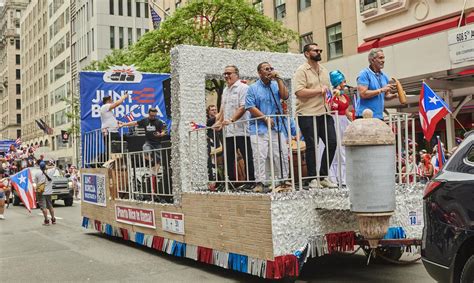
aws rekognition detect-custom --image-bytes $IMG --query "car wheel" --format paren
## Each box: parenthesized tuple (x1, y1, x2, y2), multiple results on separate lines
(460, 255, 474, 283)
(64, 198, 73, 206)
(13, 195, 21, 206)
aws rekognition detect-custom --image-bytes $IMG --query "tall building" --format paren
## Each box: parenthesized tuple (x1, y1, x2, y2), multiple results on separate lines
(153, 0, 358, 60)
(0, 0, 29, 141)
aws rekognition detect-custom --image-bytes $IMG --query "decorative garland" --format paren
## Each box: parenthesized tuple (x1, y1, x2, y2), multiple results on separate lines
(82, 217, 412, 279)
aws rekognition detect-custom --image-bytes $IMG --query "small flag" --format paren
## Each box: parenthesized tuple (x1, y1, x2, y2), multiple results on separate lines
(190, 122, 206, 130)
(125, 112, 135, 122)
(434, 136, 446, 174)
(10, 168, 36, 212)
(326, 89, 333, 105)
(15, 137, 22, 145)
(419, 82, 451, 142)
(150, 6, 162, 29)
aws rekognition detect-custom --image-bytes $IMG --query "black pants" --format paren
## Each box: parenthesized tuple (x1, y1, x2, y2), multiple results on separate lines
(298, 115, 337, 178)
(225, 136, 255, 182)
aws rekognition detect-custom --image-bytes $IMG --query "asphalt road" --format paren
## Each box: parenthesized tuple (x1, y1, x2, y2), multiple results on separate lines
(0, 201, 434, 282)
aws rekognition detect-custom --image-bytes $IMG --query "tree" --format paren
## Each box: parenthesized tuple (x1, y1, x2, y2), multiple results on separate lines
(85, 0, 298, 108)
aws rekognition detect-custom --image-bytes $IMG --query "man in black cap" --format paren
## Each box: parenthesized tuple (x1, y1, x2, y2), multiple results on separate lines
(120, 108, 167, 154)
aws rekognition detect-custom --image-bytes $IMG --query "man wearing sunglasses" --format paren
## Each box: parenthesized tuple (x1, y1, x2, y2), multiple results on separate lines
(213, 65, 255, 188)
(294, 43, 338, 189)
(245, 62, 289, 192)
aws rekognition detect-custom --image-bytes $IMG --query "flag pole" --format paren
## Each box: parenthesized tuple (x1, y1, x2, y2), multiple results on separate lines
(450, 113, 467, 132)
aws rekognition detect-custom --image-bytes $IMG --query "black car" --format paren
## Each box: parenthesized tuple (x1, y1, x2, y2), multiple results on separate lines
(422, 131, 474, 283)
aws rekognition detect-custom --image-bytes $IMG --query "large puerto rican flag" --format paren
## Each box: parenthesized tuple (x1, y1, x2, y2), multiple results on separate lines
(10, 168, 36, 212)
(419, 82, 451, 142)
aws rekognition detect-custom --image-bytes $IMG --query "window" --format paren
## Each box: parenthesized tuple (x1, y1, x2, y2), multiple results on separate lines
(92, 28, 95, 51)
(118, 0, 123, 15)
(16, 54, 20, 65)
(299, 0, 311, 11)
(381, 0, 394, 5)
(360, 0, 377, 12)
(110, 26, 115, 49)
(119, 27, 124, 49)
(128, 27, 133, 45)
(299, 32, 313, 52)
(17, 129, 21, 138)
(54, 60, 65, 81)
(275, 0, 286, 20)
(91, 0, 94, 17)
(253, 1, 263, 14)
(144, 3, 149, 18)
(109, 0, 114, 15)
(327, 23, 343, 59)
(16, 84, 21, 94)
(15, 39, 20, 49)
(16, 99, 21, 110)
(137, 28, 142, 39)
(16, 114, 21, 124)
(127, 0, 132, 16)
(16, 69, 21, 80)
(136, 2, 141, 17)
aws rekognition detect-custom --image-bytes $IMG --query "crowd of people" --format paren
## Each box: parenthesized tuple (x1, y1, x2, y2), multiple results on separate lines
(0, 143, 81, 223)
(202, 44, 403, 193)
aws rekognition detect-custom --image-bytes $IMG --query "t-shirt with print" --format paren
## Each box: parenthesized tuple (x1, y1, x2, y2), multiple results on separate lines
(137, 117, 166, 145)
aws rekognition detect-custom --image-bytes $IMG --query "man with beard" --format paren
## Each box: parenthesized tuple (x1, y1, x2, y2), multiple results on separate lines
(356, 48, 397, 120)
(293, 43, 337, 188)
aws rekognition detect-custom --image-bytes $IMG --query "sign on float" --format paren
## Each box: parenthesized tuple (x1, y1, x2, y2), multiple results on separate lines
(115, 205, 156, 229)
(161, 212, 185, 235)
(448, 24, 474, 64)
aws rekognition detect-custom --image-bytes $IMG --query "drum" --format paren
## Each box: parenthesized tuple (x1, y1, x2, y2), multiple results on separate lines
(291, 140, 307, 180)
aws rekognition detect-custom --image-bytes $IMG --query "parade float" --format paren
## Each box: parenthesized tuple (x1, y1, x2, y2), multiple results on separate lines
(80, 45, 423, 280)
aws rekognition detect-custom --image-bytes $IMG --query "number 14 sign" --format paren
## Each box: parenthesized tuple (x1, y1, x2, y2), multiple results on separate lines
(161, 212, 185, 235)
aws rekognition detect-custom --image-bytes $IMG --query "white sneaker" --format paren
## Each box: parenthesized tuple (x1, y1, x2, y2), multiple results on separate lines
(0, 214, 4, 220)
(308, 179, 319, 189)
(320, 178, 338, 188)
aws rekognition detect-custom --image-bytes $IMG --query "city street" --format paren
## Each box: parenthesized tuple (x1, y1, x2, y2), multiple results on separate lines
(1, 201, 434, 282)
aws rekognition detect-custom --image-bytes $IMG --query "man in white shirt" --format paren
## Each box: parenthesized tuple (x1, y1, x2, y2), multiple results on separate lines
(100, 93, 129, 134)
(214, 65, 255, 188)
(34, 161, 57, 225)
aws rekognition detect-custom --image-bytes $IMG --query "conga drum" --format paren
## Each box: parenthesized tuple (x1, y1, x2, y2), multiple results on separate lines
(291, 140, 307, 181)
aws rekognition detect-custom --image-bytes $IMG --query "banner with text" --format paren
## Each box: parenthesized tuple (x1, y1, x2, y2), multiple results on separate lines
(82, 173, 106, 206)
(115, 205, 156, 229)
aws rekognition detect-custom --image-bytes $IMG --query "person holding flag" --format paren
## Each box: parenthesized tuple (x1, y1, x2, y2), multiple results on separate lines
(34, 161, 56, 225)
(10, 167, 37, 213)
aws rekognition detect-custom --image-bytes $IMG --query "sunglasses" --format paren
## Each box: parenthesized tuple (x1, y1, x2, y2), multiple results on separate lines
(223, 72, 235, 77)
(263, 67, 274, 72)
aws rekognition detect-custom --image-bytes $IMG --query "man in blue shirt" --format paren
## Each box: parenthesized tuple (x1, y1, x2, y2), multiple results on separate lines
(356, 48, 397, 120)
(245, 62, 289, 192)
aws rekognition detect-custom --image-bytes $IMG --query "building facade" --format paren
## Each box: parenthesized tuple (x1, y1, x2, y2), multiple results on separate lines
(0, 0, 29, 141)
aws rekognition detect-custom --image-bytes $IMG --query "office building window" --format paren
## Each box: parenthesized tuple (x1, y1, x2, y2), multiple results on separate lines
(16, 69, 21, 80)
(118, 0, 123, 16)
(16, 99, 21, 110)
(16, 84, 21, 94)
(109, 0, 114, 15)
(128, 28, 133, 45)
(136, 2, 141, 17)
(110, 26, 115, 49)
(92, 28, 95, 51)
(327, 23, 343, 59)
(360, 0, 377, 12)
(253, 1, 263, 14)
(299, 0, 311, 11)
(119, 27, 124, 49)
(17, 129, 21, 138)
(127, 0, 132, 16)
(15, 39, 20, 49)
(137, 28, 142, 39)
(274, 0, 286, 20)
(16, 114, 21, 124)
(16, 54, 20, 65)
(144, 3, 149, 18)
(299, 32, 313, 52)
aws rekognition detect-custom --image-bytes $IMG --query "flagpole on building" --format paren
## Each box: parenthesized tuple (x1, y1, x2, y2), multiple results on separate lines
(149, 0, 170, 17)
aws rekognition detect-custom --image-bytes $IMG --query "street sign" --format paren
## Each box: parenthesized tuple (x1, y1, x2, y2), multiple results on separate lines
(448, 24, 474, 64)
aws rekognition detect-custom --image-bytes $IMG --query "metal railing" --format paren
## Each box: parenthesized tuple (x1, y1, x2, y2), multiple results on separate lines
(388, 113, 417, 185)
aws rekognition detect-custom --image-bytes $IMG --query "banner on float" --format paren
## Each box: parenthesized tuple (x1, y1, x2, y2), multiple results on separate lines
(116, 205, 156, 229)
(80, 67, 170, 135)
(82, 173, 107, 206)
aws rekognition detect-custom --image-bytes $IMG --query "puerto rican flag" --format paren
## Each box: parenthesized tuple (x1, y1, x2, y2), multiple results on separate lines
(326, 89, 333, 105)
(15, 137, 22, 145)
(434, 135, 446, 174)
(190, 121, 206, 130)
(419, 82, 451, 142)
(125, 112, 135, 122)
(10, 168, 36, 212)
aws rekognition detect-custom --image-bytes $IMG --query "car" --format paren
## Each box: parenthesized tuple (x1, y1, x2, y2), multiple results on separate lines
(13, 167, 74, 207)
(422, 131, 474, 283)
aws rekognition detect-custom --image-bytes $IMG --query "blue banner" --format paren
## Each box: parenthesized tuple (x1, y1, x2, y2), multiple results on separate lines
(80, 71, 170, 134)
(82, 173, 107, 206)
